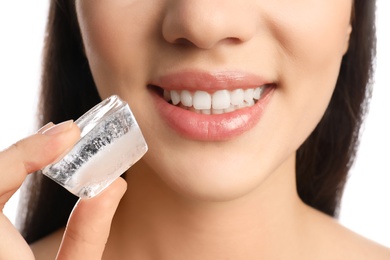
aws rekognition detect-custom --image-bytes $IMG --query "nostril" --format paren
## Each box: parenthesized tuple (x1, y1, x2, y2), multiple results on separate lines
(161, 2, 257, 50)
(174, 37, 242, 49)
(224, 37, 242, 45)
(173, 38, 195, 47)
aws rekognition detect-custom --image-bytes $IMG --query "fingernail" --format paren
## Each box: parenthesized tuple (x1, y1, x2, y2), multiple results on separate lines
(37, 122, 55, 134)
(42, 120, 74, 136)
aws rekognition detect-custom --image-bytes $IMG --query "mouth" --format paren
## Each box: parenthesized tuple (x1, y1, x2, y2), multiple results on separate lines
(148, 71, 275, 141)
(151, 85, 271, 115)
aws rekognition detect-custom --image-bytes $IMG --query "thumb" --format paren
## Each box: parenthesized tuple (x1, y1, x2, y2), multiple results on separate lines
(56, 177, 127, 260)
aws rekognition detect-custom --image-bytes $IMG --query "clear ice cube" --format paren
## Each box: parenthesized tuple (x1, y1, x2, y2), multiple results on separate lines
(41, 95, 148, 199)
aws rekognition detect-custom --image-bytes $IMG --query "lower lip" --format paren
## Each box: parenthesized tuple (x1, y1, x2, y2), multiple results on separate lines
(151, 87, 274, 141)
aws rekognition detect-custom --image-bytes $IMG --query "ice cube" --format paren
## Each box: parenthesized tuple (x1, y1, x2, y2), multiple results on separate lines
(41, 95, 148, 199)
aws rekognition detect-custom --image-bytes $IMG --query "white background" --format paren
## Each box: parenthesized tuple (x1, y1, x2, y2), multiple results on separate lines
(1, 0, 389, 248)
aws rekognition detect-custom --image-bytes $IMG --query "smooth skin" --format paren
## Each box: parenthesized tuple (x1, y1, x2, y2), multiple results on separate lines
(2, 0, 390, 259)
(75, 0, 354, 203)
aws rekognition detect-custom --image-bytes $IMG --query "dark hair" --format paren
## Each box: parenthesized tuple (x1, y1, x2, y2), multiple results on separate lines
(18, 0, 376, 244)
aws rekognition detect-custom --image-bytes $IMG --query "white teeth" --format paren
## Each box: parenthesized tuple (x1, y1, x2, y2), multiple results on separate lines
(212, 90, 231, 110)
(244, 89, 254, 103)
(164, 86, 268, 114)
(193, 91, 212, 110)
(253, 87, 261, 100)
(245, 99, 255, 106)
(224, 106, 235, 113)
(171, 90, 180, 105)
(180, 90, 193, 107)
(212, 109, 224, 115)
(230, 89, 244, 106)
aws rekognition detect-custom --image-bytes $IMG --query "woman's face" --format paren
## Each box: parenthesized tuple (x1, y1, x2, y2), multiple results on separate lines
(76, 0, 353, 200)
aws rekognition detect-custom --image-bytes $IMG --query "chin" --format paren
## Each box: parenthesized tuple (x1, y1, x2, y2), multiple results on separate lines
(143, 148, 275, 203)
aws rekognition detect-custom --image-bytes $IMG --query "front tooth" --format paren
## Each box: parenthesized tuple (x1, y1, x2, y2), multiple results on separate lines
(244, 89, 254, 103)
(230, 89, 244, 106)
(212, 90, 230, 109)
(236, 103, 246, 109)
(212, 109, 224, 115)
(171, 90, 180, 105)
(180, 90, 193, 107)
(224, 105, 235, 113)
(189, 107, 200, 114)
(193, 91, 211, 109)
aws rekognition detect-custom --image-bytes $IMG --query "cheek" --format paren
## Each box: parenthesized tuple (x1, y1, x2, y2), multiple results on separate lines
(279, 2, 352, 98)
(75, 1, 161, 95)
(264, 1, 353, 150)
(76, 2, 122, 70)
(271, 1, 352, 59)
(267, 0, 352, 84)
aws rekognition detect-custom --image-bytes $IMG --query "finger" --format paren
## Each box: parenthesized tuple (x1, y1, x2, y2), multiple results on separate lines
(37, 122, 55, 134)
(0, 121, 80, 204)
(56, 177, 127, 260)
(0, 214, 34, 260)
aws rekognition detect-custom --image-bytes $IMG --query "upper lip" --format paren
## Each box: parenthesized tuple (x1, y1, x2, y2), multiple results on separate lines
(149, 70, 273, 92)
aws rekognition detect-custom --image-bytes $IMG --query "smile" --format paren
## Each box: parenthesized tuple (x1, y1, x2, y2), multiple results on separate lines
(150, 70, 275, 141)
(163, 86, 268, 115)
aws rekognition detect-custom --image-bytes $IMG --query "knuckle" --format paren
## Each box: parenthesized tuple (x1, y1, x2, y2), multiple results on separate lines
(65, 225, 107, 247)
(10, 142, 38, 174)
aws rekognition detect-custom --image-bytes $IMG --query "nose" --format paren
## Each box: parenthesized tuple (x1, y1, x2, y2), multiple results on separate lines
(162, 0, 257, 49)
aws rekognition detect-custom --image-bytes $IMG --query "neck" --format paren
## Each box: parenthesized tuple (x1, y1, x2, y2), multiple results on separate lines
(107, 155, 309, 259)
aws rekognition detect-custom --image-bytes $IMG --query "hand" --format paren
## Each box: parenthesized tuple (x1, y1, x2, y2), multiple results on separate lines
(0, 121, 127, 260)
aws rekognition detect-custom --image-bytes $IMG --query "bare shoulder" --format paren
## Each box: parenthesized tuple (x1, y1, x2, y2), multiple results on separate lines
(333, 224, 390, 259)
(306, 206, 390, 260)
(30, 228, 64, 260)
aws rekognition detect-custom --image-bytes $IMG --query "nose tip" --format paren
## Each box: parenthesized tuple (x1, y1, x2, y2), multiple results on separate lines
(162, 1, 256, 49)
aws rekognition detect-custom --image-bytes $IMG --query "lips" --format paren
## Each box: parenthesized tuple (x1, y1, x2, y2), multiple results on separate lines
(164, 86, 267, 114)
(149, 71, 275, 141)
